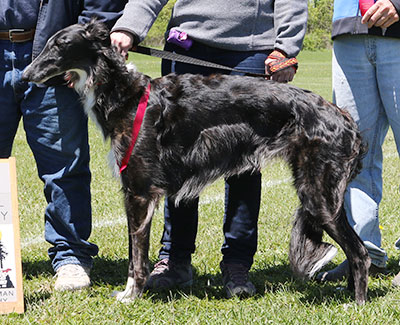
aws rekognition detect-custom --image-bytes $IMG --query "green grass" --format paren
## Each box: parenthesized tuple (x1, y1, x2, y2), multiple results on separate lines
(5, 50, 400, 323)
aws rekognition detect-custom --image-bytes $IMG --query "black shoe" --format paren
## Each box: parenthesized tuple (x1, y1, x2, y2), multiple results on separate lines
(369, 263, 388, 276)
(145, 258, 193, 290)
(220, 261, 256, 298)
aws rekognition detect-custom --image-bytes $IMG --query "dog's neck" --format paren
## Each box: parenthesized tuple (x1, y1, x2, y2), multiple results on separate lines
(74, 48, 151, 139)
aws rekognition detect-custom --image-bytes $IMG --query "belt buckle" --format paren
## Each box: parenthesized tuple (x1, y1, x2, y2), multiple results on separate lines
(9, 29, 25, 42)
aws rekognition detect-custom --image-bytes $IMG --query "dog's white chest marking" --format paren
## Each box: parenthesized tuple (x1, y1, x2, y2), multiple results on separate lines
(83, 88, 98, 124)
(70, 69, 88, 93)
(69, 68, 103, 134)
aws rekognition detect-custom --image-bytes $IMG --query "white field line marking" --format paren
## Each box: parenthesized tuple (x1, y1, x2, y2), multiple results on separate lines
(21, 216, 128, 248)
(21, 177, 292, 248)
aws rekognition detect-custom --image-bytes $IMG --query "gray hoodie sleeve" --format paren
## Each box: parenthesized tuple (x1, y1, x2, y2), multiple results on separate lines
(111, 0, 169, 42)
(273, 0, 308, 57)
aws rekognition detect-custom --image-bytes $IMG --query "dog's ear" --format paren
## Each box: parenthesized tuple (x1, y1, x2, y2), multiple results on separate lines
(84, 18, 111, 47)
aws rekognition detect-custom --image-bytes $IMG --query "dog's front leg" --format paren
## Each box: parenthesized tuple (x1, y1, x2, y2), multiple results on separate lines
(113, 195, 156, 303)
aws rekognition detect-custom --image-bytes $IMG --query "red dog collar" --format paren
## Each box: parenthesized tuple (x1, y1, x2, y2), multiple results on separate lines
(119, 83, 151, 173)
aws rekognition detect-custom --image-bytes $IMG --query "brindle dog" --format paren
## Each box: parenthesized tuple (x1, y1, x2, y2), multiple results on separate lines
(22, 20, 370, 304)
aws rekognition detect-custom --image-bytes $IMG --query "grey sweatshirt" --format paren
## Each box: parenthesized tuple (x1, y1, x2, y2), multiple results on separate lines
(112, 0, 308, 57)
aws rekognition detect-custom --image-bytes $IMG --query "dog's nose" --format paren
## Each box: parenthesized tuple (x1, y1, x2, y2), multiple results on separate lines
(21, 67, 32, 82)
(21, 73, 29, 82)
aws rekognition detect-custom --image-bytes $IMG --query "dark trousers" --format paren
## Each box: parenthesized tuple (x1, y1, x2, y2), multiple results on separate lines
(158, 42, 269, 268)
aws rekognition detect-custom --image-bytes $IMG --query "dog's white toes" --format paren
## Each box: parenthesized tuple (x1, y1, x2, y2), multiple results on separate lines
(111, 290, 137, 303)
(111, 276, 140, 302)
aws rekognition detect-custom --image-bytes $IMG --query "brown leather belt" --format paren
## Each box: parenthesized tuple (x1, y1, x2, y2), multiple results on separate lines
(0, 29, 35, 42)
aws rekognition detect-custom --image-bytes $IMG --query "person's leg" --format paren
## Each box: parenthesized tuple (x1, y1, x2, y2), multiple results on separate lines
(318, 35, 388, 282)
(168, 47, 268, 269)
(146, 43, 207, 290)
(375, 36, 400, 162)
(222, 173, 260, 267)
(158, 198, 199, 262)
(149, 44, 267, 293)
(145, 197, 197, 289)
(21, 82, 98, 289)
(210, 49, 267, 297)
(219, 172, 260, 297)
(373, 36, 400, 286)
(173, 45, 266, 296)
(218, 50, 267, 266)
(1, 39, 97, 290)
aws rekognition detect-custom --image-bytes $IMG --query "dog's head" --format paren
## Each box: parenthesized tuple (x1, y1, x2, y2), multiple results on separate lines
(22, 20, 111, 86)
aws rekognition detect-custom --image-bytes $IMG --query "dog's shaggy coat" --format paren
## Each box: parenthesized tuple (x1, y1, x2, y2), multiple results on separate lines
(23, 21, 370, 304)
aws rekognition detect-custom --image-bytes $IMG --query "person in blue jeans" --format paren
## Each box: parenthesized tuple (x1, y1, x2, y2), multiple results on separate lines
(111, 0, 308, 297)
(0, 0, 126, 291)
(317, 0, 400, 283)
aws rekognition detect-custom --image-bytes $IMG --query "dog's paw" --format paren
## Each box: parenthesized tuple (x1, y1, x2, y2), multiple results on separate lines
(111, 277, 142, 303)
(111, 289, 138, 303)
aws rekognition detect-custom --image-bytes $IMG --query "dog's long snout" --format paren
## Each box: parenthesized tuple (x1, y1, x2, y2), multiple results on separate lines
(21, 60, 62, 84)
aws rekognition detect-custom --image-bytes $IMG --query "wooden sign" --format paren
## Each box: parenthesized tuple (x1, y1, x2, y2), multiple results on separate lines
(0, 158, 24, 314)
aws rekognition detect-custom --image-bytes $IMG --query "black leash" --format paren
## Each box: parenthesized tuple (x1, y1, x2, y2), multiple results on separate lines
(133, 46, 269, 78)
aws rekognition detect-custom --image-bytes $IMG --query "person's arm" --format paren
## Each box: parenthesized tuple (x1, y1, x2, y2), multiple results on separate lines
(265, 0, 308, 83)
(361, 0, 399, 28)
(273, 0, 308, 58)
(110, 0, 170, 56)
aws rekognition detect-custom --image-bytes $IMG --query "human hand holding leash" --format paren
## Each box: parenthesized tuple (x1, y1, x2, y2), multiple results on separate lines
(361, 0, 399, 28)
(110, 31, 135, 59)
(264, 50, 298, 83)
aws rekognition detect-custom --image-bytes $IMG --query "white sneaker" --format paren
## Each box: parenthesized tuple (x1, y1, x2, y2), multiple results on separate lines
(54, 264, 91, 291)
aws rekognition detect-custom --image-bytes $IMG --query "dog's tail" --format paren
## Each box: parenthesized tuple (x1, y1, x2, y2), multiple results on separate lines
(289, 208, 337, 279)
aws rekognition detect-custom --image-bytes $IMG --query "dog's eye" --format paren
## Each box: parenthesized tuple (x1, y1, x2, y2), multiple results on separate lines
(55, 37, 68, 46)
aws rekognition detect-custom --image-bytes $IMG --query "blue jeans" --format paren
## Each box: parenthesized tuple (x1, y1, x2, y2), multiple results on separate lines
(158, 42, 269, 267)
(333, 35, 400, 268)
(0, 40, 98, 271)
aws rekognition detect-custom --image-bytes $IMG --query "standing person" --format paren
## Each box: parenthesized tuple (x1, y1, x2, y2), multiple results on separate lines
(111, 0, 308, 297)
(317, 0, 400, 283)
(0, 0, 126, 291)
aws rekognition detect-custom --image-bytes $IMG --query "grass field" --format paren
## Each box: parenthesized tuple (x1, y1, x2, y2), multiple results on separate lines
(4, 50, 400, 324)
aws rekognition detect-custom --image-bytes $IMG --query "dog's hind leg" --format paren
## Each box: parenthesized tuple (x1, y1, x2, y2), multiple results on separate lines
(291, 192, 369, 304)
(289, 207, 338, 279)
(322, 208, 370, 305)
(113, 193, 157, 302)
(288, 138, 369, 304)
